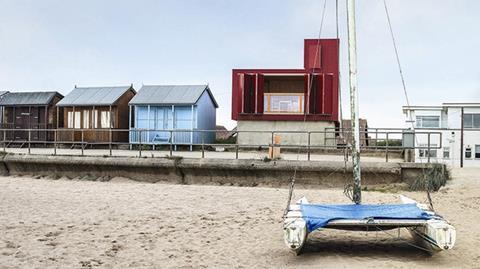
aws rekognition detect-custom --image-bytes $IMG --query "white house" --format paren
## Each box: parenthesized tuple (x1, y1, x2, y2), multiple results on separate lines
(402, 103, 480, 167)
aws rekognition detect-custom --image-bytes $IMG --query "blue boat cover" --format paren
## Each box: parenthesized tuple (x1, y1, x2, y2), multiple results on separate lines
(301, 203, 431, 232)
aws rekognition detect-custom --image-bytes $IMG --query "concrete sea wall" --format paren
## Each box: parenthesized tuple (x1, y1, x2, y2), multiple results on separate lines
(0, 154, 444, 189)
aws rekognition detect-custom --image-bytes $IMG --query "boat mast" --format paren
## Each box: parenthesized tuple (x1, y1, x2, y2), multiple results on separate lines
(347, 0, 361, 204)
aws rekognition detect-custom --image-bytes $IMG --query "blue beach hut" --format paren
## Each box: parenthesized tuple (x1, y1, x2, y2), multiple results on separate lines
(129, 85, 218, 149)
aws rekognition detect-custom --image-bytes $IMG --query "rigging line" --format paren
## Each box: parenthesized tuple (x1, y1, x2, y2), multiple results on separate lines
(283, 0, 328, 219)
(382, 0, 435, 210)
(335, 0, 353, 201)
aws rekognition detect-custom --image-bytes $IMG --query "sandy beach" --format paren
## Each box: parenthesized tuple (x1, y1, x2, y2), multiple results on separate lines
(0, 168, 479, 268)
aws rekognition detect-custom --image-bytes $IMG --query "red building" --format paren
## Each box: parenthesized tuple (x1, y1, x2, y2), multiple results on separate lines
(232, 39, 340, 146)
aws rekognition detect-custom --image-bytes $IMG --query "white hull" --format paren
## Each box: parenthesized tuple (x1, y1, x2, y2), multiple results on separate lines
(400, 195, 456, 252)
(283, 196, 456, 254)
(283, 198, 308, 254)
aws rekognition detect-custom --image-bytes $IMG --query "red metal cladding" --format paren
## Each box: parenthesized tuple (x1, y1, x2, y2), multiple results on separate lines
(232, 39, 339, 122)
(257, 74, 264, 113)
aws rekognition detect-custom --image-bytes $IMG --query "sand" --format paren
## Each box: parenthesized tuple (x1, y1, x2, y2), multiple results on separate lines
(0, 168, 479, 268)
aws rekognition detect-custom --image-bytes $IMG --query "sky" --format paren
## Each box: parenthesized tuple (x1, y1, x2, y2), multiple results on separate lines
(0, 0, 479, 129)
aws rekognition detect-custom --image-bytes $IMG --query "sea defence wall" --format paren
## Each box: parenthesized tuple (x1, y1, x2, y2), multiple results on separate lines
(0, 154, 445, 189)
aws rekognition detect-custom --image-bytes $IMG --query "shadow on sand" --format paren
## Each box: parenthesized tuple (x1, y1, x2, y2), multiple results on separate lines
(298, 231, 432, 260)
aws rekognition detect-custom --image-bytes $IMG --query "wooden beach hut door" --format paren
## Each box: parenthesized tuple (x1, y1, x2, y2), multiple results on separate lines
(14, 107, 29, 140)
(30, 107, 46, 141)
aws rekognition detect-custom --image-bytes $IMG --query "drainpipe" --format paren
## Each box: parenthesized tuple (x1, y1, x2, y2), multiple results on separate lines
(460, 107, 464, 168)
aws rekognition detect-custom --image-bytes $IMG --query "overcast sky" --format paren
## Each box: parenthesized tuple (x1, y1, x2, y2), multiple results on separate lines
(0, 0, 478, 129)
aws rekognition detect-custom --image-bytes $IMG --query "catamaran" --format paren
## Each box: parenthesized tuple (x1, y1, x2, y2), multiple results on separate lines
(283, 0, 456, 255)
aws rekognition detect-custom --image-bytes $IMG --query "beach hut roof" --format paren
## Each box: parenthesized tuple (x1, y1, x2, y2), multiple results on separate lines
(129, 85, 218, 108)
(0, 91, 62, 106)
(57, 85, 134, 107)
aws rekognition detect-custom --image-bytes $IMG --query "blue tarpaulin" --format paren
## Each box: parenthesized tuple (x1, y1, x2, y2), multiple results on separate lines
(301, 203, 431, 232)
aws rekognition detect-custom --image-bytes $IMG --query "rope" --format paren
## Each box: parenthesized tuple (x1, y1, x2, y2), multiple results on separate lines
(383, 0, 435, 210)
(283, 0, 328, 219)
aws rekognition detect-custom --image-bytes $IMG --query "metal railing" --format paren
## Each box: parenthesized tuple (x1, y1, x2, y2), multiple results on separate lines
(0, 128, 442, 162)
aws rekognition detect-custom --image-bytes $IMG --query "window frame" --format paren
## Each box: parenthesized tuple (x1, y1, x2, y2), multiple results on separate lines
(463, 114, 480, 129)
(465, 147, 472, 159)
(415, 115, 440, 128)
(476, 145, 480, 159)
(443, 147, 450, 159)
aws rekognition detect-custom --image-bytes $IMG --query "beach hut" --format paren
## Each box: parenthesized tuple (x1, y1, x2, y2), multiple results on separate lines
(0, 91, 63, 141)
(56, 85, 136, 144)
(129, 85, 218, 149)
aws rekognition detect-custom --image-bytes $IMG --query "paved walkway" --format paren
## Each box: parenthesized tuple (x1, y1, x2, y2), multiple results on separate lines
(2, 147, 402, 163)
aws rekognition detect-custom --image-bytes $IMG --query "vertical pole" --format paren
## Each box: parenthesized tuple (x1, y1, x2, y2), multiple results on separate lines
(13, 106, 15, 141)
(72, 106, 75, 142)
(81, 130, 84, 156)
(271, 131, 274, 156)
(28, 106, 32, 145)
(54, 130, 57, 155)
(28, 129, 31, 154)
(347, 0, 361, 204)
(460, 107, 464, 168)
(201, 131, 205, 158)
(93, 106, 96, 142)
(169, 130, 173, 157)
(235, 131, 239, 159)
(56, 106, 59, 128)
(109, 105, 113, 156)
(427, 133, 431, 163)
(147, 105, 150, 150)
(128, 105, 132, 145)
(190, 105, 194, 151)
(139, 130, 142, 158)
(45, 105, 48, 144)
(307, 132, 311, 161)
(386, 132, 389, 162)
(171, 105, 175, 150)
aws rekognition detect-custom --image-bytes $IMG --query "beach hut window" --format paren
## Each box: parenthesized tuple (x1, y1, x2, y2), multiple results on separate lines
(67, 111, 73, 128)
(100, 111, 111, 128)
(136, 106, 148, 129)
(93, 110, 98, 128)
(68, 111, 81, 128)
(74, 111, 81, 128)
(475, 145, 480, 159)
(83, 110, 90, 129)
(175, 107, 192, 129)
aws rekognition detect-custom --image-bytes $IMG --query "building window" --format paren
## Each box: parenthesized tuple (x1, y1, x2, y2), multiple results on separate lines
(74, 111, 81, 128)
(100, 111, 112, 128)
(264, 94, 304, 114)
(443, 147, 450, 159)
(83, 110, 90, 129)
(419, 144, 437, 158)
(476, 145, 480, 159)
(67, 111, 81, 128)
(67, 111, 73, 128)
(175, 107, 193, 129)
(415, 116, 440, 128)
(93, 110, 98, 128)
(463, 114, 480, 128)
(465, 147, 472, 159)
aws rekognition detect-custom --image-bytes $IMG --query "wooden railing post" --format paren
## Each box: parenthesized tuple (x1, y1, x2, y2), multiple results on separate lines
(201, 131, 205, 158)
(139, 130, 142, 158)
(81, 130, 84, 156)
(28, 129, 31, 154)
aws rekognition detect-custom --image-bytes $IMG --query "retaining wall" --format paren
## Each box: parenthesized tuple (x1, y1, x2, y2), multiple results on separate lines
(0, 153, 443, 188)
